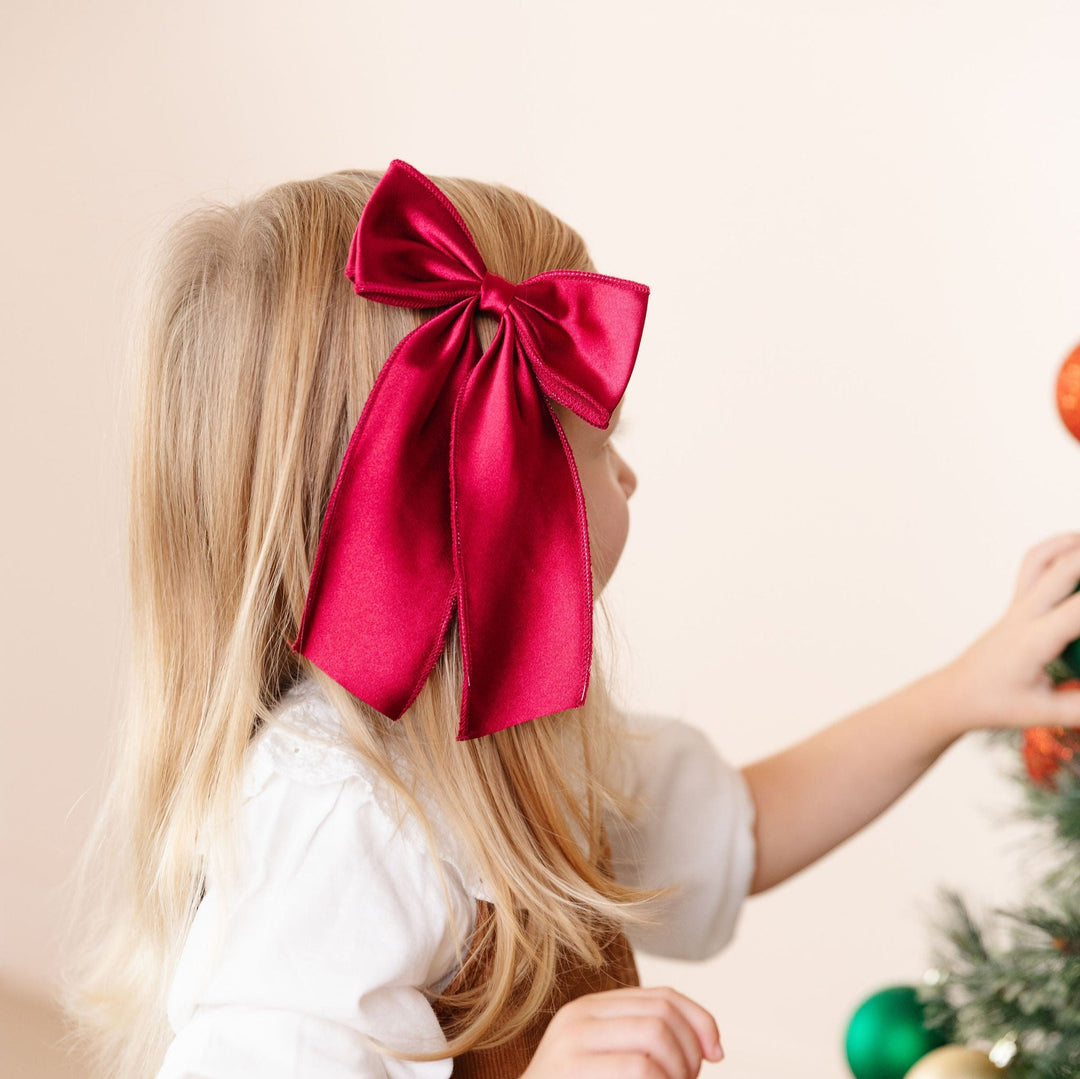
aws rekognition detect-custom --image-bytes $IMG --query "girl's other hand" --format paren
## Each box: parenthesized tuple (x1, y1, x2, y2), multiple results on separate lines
(520, 985, 724, 1079)
(942, 532, 1080, 731)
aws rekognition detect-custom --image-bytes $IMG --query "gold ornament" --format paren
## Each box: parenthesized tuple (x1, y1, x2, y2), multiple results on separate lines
(905, 1045, 1005, 1078)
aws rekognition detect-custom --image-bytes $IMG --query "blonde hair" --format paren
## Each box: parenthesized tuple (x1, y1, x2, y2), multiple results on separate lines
(61, 168, 664, 1077)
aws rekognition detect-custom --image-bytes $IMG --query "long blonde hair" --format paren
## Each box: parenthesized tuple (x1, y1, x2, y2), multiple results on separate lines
(61, 167, 664, 1077)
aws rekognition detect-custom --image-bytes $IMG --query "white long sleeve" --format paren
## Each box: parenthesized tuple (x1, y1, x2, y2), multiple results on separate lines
(157, 679, 757, 1077)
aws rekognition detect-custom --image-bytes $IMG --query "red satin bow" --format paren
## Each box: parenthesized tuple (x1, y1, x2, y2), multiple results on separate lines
(291, 160, 649, 739)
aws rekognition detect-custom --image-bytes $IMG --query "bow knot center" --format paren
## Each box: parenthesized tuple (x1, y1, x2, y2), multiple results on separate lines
(479, 272, 516, 318)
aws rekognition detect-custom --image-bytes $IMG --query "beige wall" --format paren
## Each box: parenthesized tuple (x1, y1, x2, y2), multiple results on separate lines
(4, 2, 1079, 1075)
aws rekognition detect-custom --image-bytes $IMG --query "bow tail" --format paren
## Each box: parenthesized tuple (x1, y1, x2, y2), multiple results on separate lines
(293, 304, 478, 719)
(451, 326, 593, 740)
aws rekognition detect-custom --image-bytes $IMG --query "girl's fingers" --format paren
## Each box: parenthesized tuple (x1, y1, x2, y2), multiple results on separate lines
(1013, 533, 1080, 602)
(527, 986, 723, 1079)
(579, 1015, 697, 1079)
(578, 997, 706, 1076)
(585, 986, 723, 1064)
(1015, 542, 1080, 617)
(1038, 682, 1080, 727)
(1035, 588, 1080, 657)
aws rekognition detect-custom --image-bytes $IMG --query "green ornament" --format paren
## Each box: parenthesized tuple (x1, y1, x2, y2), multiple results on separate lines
(844, 985, 948, 1079)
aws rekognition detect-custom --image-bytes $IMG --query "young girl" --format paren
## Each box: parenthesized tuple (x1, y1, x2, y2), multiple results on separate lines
(65, 159, 1080, 1079)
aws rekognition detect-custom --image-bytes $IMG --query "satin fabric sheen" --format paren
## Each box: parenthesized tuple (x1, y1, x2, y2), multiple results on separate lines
(291, 160, 649, 739)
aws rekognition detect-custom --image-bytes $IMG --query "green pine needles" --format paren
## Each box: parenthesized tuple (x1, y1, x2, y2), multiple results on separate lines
(918, 718, 1080, 1079)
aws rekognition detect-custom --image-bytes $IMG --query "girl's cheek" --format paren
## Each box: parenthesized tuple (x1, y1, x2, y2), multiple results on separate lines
(601, 487, 632, 576)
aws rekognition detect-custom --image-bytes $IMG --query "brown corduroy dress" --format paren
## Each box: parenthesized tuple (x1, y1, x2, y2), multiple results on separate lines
(431, 857, 640, 1078)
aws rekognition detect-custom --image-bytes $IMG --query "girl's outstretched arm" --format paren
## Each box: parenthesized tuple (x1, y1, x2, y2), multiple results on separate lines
(740, 532, 1080, 896)
(740, 667, 963, 895)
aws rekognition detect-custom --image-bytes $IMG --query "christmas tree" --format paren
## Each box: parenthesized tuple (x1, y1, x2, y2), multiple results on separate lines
(917, 660, 1080, 1078)
(843, 349, 1080, 1079)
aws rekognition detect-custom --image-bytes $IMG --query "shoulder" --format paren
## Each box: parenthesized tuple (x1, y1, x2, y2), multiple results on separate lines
(161, 679, 480, 1070)
(613, 709, 753, 812)
(242, 677, 491, 903)
(607, 710, 757, 960)
(245, 676, 374, 790)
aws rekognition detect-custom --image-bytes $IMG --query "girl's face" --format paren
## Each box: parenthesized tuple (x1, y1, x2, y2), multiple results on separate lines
(554, 400, 637, 592)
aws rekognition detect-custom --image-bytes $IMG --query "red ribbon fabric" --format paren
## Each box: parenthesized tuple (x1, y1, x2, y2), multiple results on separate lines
(291, 160, 649, 739)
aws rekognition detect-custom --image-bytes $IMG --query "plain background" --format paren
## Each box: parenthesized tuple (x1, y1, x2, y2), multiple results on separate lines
(4, 2, 1080, 1075)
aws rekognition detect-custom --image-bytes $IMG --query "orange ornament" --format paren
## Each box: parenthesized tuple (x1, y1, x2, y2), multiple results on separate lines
(1056, 342, 1080, 442)
(1022, 682, 1080, 788)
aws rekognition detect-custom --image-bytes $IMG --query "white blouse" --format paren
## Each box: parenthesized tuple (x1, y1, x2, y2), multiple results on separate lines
(156, 678, 757, 1079)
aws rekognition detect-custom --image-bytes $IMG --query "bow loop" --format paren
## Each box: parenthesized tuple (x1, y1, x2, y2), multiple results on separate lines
(510, 271, 649, 428)
(293, 160, 649, 739)
(345, 159, 487, 307)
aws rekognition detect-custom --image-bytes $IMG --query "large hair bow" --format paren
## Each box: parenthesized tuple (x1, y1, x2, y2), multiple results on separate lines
(291, 160, 649, 740)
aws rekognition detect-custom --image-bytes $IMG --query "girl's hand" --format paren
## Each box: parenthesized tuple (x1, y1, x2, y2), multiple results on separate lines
(942, 532, 1080, 731)
(520, 986, 724, 1079)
